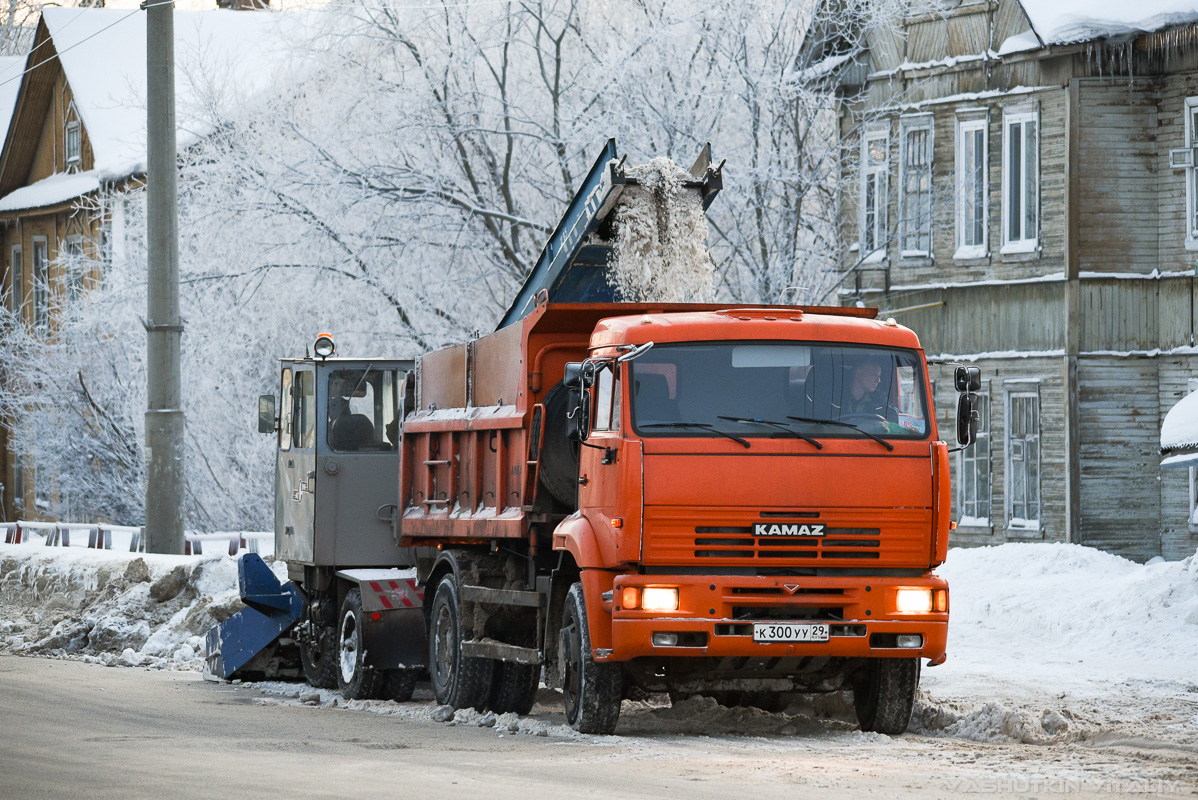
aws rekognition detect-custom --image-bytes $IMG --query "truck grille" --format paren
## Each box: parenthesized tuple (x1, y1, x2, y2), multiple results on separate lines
(693, 527, 880, 560)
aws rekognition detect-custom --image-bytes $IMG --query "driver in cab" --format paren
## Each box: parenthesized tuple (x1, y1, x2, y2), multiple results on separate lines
(840, 356, 901, 433)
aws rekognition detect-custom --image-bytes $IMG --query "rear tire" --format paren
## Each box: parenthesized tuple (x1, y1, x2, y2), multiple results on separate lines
(853, 657, 919, 734)
(381, 669, 419, 702)
(560, 582, 622, 734)
(428, 575, 494, 710)
(337, 588, 384, 700)
(489, 662, 540, 715)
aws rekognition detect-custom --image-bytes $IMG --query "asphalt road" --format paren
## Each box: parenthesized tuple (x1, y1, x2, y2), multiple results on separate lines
(1, 655, 1193, 799)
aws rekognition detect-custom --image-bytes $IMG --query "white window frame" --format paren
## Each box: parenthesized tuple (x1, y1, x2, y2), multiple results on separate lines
(1001, 108, 1039, 254)
(1184, 97, 1198, 250)
(859, 123, 890, 263)
(898, 114, 934, 259)
(65, 119, 81, 166)
(1005, 385, 1041, 531)
(956, 381, 991, 527)
(955, 112, 989, 260)
(31, 236, 48, 334)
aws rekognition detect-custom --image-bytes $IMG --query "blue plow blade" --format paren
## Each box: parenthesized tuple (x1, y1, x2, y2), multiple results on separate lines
(203, 553, 304, 681)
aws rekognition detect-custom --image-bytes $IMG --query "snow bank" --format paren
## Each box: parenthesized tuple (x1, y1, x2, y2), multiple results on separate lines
(607, 158, 715, 303)
(1161, 389, 1198, 451)
(0, 542, 279, 670)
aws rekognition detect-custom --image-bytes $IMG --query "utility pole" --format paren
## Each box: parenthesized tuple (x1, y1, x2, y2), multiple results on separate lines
(144, 0, 184, 554)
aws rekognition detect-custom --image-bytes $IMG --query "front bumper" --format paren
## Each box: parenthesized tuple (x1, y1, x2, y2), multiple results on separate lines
(602, 572, 948, 662)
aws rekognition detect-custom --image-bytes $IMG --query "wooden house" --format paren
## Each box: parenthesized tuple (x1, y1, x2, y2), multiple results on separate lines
(0, 7, 297, 522)
(827, 0, 1198, 561)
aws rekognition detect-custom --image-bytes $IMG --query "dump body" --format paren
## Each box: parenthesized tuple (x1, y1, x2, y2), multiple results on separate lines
(400, 301, 951, 684)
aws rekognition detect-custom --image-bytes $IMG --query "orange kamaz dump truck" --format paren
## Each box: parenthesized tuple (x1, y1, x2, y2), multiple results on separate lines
(399, 298, 976, 734)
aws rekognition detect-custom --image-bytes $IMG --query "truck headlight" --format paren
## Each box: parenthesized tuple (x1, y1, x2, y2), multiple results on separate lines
(640, 587, 679, 613)
(894, 587, 933, 614)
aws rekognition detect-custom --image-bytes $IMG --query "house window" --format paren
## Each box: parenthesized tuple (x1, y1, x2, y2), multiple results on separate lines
(899, 115, 933, 257)
(32, 237, 48, 334)
(9, 244, 20, 317)
(1184, 97, 1198, 248)
(1001, 109, 1038, 253)
(64, 235, 85, 301)
(859, 125, 889, 261)
(956, 115, 988, 259)
(957, 386, 991, 526)
(65, 119, 81, 166)
(1006, 388, 1040, 529)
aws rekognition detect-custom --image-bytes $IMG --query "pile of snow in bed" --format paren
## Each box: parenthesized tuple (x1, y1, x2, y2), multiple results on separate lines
(0, 541, 280, 670)
(607, 157, 716, 304)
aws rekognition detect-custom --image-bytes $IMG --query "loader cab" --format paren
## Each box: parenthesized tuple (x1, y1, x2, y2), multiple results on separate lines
(262, 347, 414, 567)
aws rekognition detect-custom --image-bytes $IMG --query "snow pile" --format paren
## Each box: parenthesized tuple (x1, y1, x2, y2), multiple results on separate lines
(0, 543, 262, 670)
(1161, 389, 1198, 451)
(608, 157, 716, 303)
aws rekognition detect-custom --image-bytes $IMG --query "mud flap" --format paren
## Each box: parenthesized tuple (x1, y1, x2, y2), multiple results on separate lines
(337, 568, 429, 671)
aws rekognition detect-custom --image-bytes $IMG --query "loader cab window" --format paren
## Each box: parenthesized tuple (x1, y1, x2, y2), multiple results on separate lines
(327, 368, 401, 452)
(278, 368, 293, 452)
(293, 370, 316, 450)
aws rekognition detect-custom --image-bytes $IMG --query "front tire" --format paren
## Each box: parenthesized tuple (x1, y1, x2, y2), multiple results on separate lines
(853, 657, 919, 734)
(299, 620, 338, 690)
(560, 582, 622, 734)
(337, 588, 383, 700)
(428, 574, 493, 710)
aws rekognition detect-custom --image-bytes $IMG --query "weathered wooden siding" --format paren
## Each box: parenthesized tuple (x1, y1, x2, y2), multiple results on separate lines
(1077, 358, 1163, 560)
(1076, 80, 1159, 275)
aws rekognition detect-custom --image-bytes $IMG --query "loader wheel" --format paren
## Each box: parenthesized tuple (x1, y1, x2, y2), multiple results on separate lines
(853, 657, 920, 734)
(488, 661, 540, 715)
(429, 575, 493, 710)
(560, 582, 622, 734)
(299, 623, 338, 690)
(381, 669, 419, 702)
(337, 588, 383, 700)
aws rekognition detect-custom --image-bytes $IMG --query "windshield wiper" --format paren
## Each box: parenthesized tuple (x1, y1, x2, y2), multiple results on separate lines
(786, 415, 895, 451)
(640, 422, 751, 448)
(716, 416, 822, 449)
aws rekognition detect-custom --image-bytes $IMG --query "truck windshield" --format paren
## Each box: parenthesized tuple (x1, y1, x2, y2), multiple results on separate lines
(628, 342, 930, 441)
(327, 368, 402, 452)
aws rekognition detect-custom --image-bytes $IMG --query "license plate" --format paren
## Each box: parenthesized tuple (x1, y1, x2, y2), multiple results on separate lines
(752, 622, 830, 642)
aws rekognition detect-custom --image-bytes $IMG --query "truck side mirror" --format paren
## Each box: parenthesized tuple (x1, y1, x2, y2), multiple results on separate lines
(566, 385, 590, 442)
(954, 365, 981, 392)
(956, 392, 979, 446)
(563, 362, 583, 388)
(258, 394, 277, 433)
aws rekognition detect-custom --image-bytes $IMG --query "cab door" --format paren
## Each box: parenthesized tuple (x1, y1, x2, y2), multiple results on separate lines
(276, 366, 317, 563)
(578, 361, 639, 563)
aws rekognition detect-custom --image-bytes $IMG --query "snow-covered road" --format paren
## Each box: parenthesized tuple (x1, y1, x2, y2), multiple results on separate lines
(1, 539, 1196, 795)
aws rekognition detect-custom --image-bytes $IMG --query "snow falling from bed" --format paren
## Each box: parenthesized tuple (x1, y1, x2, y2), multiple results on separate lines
(607, 158, 716, 303)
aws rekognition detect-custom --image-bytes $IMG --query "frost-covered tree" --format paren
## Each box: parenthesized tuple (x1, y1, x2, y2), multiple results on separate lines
(0, 0, 925, 529)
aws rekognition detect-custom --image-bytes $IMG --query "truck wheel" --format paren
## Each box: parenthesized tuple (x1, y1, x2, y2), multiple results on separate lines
(559, 582, 622, 734)
(853, 657, 919, 734)
(489, 662, 540, 715)
(381, 669, 419, 702)
(299, 623, 338, 690)
(428, 575, 493, 710)
(337, 588, 383, 700)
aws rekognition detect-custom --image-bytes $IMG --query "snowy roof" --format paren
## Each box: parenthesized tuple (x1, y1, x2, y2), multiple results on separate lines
(40, 7, 312, 180)
(1016, 0, 1198, 46)
(0, 55, 24, 149)
(0, 169, 100, 212)
(1160, 388, 1198, 453)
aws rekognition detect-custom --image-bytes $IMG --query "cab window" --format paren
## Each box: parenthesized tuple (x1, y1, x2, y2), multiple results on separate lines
(327, 368, 401, 452)
(293, 370, 316, 449)
(592, 363, 619, 433)
(278, 368, 293, 452)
